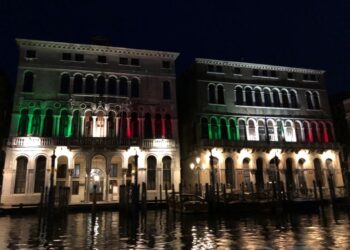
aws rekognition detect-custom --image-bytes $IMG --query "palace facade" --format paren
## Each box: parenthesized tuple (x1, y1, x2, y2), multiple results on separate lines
(178, 58, 344, 195)
(1, 39, 180, 205)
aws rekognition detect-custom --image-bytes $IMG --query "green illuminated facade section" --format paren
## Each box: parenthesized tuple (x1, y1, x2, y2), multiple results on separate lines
(207, 117, 240, 141)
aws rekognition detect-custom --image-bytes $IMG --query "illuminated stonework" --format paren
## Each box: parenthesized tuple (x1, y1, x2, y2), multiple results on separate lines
(179, 58, 344, 195)
(1, 39, 180, 205)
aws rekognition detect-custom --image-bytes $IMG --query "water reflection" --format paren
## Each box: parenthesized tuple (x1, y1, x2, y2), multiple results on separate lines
(0, 208, 349, 249)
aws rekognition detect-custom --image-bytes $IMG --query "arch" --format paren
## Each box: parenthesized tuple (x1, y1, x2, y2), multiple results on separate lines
(107, 111, 116, 137)
(242, 158, 251, 190)
(131, 78, 139, 97)
(225, 157, 235, 188)
(229, 119, 237, 140)
(247, 119, 256, 141)
(254, 88, 262, 106)
(31, 109, 41, 136)
(165, 114, 172, 139)
(155, 113, 162, 138)
(14, 156, 28, 193)
(313, 92, 320, 109)
(163, 81, 171, 99)
(71, 110, 80, 137)
(147, 156, 157, 190)
(267, 119, 275, 141)
(73, 74, 83, 94)
(255, 158, 264, 192)
(85, 75, 95, 94)
(90, 155, 106, 201)
(34, 156, 46, 193)
(59, 110, 69, 137)
(84, 111, 93, 137)
(257, 120, 266, 141)
(238, 119, 246, 140)
(276, 120, 284, 141)
(319, 122, 327, 143)
(107, 77, 117, 95)
(311, 122, 318, 142)
(245, 87, 253, 105)
(60, 73, 70, 94)
(268, 157, 278, 182)
(95, 111, 105, 137)
(96, 75, 105, 96)
(306, 92, 313, 109)
(131, 112, 139, 138)
(42, 109, 54, 137)
(208, 84, 216, 103)
(264, 88, 272, 107)
(314, 158, 324, 186)
(162, 156, 172, 189)
(290, 90, 298, 108)
(210, 117, 219, 140)
(23, 71, 34, 92)
(281, 89, 289, 108)
(217, 85, 225, 104)
(297, 158, 307, 194)
(144, 113, 153, 139)
(272, 89, 280, 107)
(220, 119, 228, 140)
(119, 77, 128, 96)
(294, 121, 303, 142)
(303, 121, 311, 142)
(18, 109, 29, 136)
(201, 117, 209, 139)
(118, 112, 128, 138)
(284, 120, 294, 142)
(235, 86, 243, 105)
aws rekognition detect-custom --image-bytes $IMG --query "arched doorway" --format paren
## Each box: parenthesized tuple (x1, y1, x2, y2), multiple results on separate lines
(314, 158, 324, 187)
(285, 158, 295, 194)
(243, 158, 251, 192)
(255, 158, 264, 192)
(109, 156, 122, 200)
(90, 155, 106, 201)
(57, 156, 68, 189)
(297, 158, 307, 195)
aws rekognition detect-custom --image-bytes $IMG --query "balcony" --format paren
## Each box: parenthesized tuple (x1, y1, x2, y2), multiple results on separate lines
(199, 139, 340, 152)
(5, 137, 177, 150)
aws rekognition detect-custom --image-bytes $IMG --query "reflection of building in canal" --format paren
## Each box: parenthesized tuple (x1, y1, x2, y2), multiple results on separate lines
(1, 39, 180, 205)
(179, 58, 344, 194)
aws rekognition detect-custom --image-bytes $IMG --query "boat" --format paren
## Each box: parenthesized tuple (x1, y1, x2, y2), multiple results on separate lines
(169, 193, 208, 213)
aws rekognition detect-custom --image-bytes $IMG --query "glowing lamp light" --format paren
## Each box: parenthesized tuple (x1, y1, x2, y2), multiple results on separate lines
(93, 175, 100, 182)
(190, 163, 195, 170)
(322, 150, 334, 161)
(268, 148, 282, 159)
(297, 149, 309, 161)
(196, 157, 200, 164)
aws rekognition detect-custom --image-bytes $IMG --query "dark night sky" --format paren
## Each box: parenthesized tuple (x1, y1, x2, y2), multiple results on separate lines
(0, 0, 350, 94)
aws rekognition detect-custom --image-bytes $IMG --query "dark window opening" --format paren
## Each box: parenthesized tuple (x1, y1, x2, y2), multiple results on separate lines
(217, 85, 225, 104)
(287, 72, 294, 79)
(73, 75, 83, 94)
(235, 87, 243, 105)
(262, 70, 268, 76)
(75, 54, 84, 61)
(119, 57, 128, 65)
(162, 61, 170, 68)
(119, 78, 128, 96)
(97, 76, 105, 95)
(85, 76, 94, 94)
(131, 58, 140, 66)
(216, 66, 223, 73)
(62, 53, 71, 61)
(131, 79, 139, 97)
(234, 67, 241, 75)
(97, 55, 107, 63)
(26, 50, 36, 58)
(144, 113, 153, 139)
(23, 72, 34, 92)
(108, 77, 117, 95)
(208, 65, 214, 72)
(208, 85, 216, 103)
(60, 74, 70, 94)
(253, 69, 259, 76)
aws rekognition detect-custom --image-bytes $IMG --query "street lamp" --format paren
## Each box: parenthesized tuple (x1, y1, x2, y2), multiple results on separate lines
(190, 157, 203, 186)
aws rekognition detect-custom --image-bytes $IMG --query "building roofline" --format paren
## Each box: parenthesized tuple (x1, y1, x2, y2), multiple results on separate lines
(16, 38, 180, 59)
(195, 58, 325, 74)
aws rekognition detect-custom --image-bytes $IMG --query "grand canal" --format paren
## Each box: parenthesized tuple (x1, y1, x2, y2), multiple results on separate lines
(0, 208, 349, 249)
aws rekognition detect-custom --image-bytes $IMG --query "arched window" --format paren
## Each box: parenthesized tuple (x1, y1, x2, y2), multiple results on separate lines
(42, 109, 53, 137)
(258, 120, 266, 141)
(326, 123, 333, 142)
(242, 158, 251, 189)
(264, 89, 272, 107)
(245, 88, 253, 105)
(313, 92, 320, 109)
(59, 110, 69, 137)
(319, 123, 326, 143)
(118, 112, 127, 138)
(285, 121, 294, 142)
(238, 120, 246, 140)
(107, 111, 115, 137)
(84, 111, 93, 137)
(314, 158, 324, 186)
(208, 84, 216, 103)
(295, 122, 303, 142)
(163, 81, 171, 99)
(131, 112, 138, 138)
(225, 157, 235, 188)
(155, 113, 162, 138)
(255, 158, 264, 192)
(162, 156, 171, 189)
(297, 159, 307, 193)
(211, 118, 219, 140)
(272, 89, 280, 107)
(119, 78, 128, 96)
(311, 122, 318, 142)
(97, 76, 105, 95)
(229, 119, 237, 140)
(248, 120, 256, 141)
(95, 111, 105, 137)
(277, 120, 284, 141)
(31, 110, 41, 136)
(14, 156, 28, 193)
(255, 89, 262, 106)
(220, 119, 228, 140)
(290, 91, 298, 108)
(268, 158, 278, 182)
(131, 78, 139, 97)
(34, 156, 46, 193)
(281, 90, 289, 108)
(60, 74, 70, 94)
(71, 110, 80, 137)
(285, 158, 295, 191)
(267, 120, 275, 141)
(18, 109, 29, 136)
(165, 114, 172, 139)
(85, 75, 94, 94)
(201, 117, 209, 139)
(303, 122, 311, 142)
(144, 113, 153, 139)
(147, 156, 157, 190)
(217, 85, 225, 104)
(108, 77, 117, 95)
(23, 71, 33, 92)
(306, 92, 313, 109)
(235, 87, 243, 105)
(73, 75, 83, 94)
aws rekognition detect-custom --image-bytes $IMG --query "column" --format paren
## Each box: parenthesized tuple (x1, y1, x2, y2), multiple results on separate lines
(27, 113, 33, 135)
(80, 116, 85, 137)
(287, 93, 291, 108)
(127, 117, 131, 138)
(242, 90, 246, 105)
(40, 115, 45, 136)
(67, 115, 73, 137)
(115, 117, 120, 138)
(92, 116, 97, 137)
(161, 118, 166, 138)
(252, 90, 256, 105)
(54, 115, 60, 136)
(104, 116, 108, 137)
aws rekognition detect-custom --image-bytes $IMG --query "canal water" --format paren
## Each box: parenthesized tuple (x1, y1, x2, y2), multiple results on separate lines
(0, 208, 349, 249)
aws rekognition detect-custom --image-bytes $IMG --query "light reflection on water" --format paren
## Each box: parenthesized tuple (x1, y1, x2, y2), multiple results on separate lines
(0, 208, 349, 249)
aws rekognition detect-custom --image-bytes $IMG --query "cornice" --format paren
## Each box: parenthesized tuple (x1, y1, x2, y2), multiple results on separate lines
(16, 38, 179, 59)
(195, 58, 325, 74)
